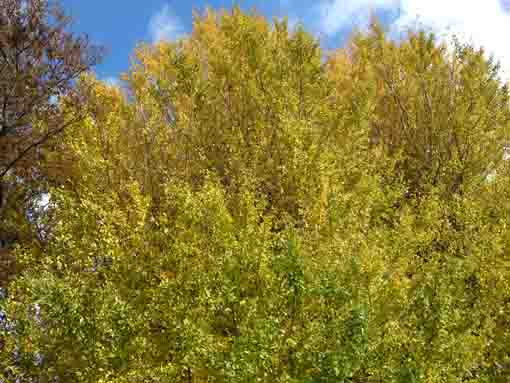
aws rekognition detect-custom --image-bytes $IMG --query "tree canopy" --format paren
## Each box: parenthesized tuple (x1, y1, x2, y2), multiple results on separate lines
(0, 0, 102, 263)
(1, 6, 510, 383)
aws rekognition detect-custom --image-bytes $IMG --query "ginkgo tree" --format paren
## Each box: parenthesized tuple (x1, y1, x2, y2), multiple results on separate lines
(338, 23, 510, 198)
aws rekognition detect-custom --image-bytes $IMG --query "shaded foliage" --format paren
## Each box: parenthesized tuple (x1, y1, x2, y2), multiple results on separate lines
(0, 0, 102, 257)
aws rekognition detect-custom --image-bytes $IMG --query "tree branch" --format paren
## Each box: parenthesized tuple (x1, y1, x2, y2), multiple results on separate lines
(0, 116, 81, 180)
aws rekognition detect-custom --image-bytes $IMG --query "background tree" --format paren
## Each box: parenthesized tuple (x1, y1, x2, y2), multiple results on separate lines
(0, 0, 102, 254)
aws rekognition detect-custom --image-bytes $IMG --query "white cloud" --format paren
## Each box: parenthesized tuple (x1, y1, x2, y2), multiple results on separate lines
(103, 76, 120, 87)
(312, 0, 510, 79)
(148, 4, 185, 43)
(316, 0, 398, 36)
(34, 192, 50, 213)
(393, 0, 510, 79)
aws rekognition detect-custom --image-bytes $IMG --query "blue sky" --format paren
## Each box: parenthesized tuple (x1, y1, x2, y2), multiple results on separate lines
(60, 1, 301, 80)
(60, 1, 510, 81)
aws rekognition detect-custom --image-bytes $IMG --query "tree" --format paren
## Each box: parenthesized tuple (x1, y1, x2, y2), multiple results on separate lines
(331, 23, 510, 198)
(0, 0, 102, 241)
(123, 8, 364, 224)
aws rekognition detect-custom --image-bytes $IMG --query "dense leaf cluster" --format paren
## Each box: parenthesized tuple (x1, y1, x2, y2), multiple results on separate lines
(1, 7, 510, 383)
